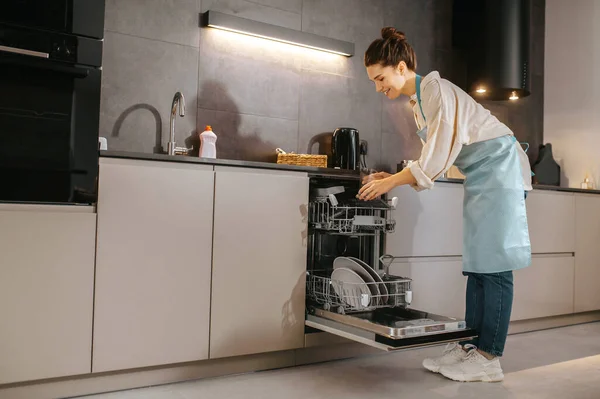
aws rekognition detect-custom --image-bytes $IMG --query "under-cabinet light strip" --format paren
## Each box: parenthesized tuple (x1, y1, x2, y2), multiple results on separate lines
(201, 11, 355, 57)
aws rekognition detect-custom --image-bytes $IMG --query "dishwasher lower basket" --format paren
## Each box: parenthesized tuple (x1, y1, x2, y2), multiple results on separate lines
(306, 271, 412, 314)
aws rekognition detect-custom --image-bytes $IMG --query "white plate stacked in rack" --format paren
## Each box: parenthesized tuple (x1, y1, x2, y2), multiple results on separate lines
(331, 257, 388, 311)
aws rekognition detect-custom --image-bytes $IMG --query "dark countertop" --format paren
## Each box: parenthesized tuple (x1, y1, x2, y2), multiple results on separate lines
(436, 178, 600, 195)
(100, 150, 361, 179)
(531, 184, 600, 195)
(100, 151, 600, 194)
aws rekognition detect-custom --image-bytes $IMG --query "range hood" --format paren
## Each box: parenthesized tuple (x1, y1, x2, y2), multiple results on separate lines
(453, 0, 531, 101)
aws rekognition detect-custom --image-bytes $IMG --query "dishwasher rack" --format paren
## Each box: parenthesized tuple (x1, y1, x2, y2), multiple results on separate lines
(306, 271, 412, 314)
(309, 194, 398, 235)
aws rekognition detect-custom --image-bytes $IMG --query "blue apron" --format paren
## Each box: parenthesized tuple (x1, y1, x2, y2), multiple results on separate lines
(415, 75, 531, 273)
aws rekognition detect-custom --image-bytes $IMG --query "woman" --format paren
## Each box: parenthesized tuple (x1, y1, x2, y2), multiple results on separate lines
(358, 27, 532, 383)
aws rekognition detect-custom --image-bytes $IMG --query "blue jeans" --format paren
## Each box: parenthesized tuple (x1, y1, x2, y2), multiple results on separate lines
(460, 271, 514, 357)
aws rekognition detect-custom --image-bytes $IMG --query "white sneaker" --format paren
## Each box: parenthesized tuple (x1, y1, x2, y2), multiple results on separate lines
(439, 349, 504, 382)
(422, 343, 471, 373)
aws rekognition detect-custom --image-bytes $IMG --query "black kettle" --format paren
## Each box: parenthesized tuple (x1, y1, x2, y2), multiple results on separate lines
(332, 128, 360, 170)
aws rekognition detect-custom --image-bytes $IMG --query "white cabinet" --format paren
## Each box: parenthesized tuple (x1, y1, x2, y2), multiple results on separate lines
(93, 158, 214, 372)
(387, 254, 575, 323)
(387, 183, 464, 257)
(512, 254, 574, 321)
(0, 205, 96, 384)
(388, 257, 466, 319)
(526, 191, 575, 254)
(210, 167, 308, 359)
(574, 194, 600, 312)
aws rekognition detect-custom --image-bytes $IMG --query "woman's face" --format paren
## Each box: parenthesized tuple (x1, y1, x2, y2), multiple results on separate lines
(366, 62, 406, 100)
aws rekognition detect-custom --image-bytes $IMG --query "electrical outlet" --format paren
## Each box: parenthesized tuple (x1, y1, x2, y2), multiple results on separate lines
(360, 140, 368, 155)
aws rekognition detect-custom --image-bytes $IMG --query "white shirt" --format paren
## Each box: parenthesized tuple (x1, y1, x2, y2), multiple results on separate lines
(408, 71, 533, 191)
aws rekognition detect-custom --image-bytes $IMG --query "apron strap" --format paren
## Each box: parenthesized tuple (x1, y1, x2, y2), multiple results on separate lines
(415, 74, 427, 123)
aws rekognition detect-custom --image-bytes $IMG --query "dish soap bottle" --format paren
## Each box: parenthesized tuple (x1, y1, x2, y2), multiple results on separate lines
(199, 125, 217, 159)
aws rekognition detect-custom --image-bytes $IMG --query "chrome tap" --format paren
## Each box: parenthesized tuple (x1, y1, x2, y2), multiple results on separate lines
(167, 91, 191, 155)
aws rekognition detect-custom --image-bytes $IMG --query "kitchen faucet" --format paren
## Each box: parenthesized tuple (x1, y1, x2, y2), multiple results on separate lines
(167, 91, 191, 155)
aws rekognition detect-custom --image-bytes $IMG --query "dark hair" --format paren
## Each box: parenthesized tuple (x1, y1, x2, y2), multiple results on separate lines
(364, 27, 417, 70)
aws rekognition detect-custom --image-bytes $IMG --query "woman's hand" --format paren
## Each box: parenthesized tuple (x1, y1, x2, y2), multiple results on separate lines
(358, 177, 396, 201)
(361, 171, 392, 185)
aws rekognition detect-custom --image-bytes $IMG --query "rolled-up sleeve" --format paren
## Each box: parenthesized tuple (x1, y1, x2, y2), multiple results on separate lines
(409, 78, 462, 191)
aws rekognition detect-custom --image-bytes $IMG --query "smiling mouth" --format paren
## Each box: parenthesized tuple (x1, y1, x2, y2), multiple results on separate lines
(383, 89, 390, 96)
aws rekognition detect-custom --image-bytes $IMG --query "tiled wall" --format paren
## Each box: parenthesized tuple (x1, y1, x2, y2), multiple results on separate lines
(100, 0, 545, 171)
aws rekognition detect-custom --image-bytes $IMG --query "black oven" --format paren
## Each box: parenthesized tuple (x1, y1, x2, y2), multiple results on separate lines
(0, 0, 105, 204)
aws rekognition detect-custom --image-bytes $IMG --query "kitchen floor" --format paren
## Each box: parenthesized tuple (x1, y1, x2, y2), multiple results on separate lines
(78, 322, 600, 399)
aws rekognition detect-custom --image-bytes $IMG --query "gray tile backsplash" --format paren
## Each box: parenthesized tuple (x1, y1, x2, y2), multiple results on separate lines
(298, 69, 382, 167)
(101, 0, 545, 170)
(301, 0, 384, 81)
(104, 0, 201, 47)
(99, 32, 199, 154)
(247, 0, 302, 14)
(384, 0, 436, 71)
(381, 97, 422, 171)
(198, 34, 301, 120)
(197, 109, 299, 162)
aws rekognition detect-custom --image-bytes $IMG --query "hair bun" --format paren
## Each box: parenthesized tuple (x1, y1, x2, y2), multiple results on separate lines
(381, 27, 406, 41)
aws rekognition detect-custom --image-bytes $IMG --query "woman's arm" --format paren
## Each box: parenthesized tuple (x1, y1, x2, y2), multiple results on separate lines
(359, 78, 461, 200)
(361, 171, 392, 184)
(389, 167, 417, 187)
(409, 79, 461, 190)
(358, 168, 416, 201)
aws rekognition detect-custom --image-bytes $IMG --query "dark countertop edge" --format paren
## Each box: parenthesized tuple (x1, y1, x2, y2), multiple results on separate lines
(100, 150, 361, 179)
(531, 184, 600, 195)
(99, 151, 600, 194)
(436, 178, 600, 195)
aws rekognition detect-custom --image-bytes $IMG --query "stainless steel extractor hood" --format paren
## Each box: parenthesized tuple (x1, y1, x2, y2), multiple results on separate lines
(453, 0, 531, 101)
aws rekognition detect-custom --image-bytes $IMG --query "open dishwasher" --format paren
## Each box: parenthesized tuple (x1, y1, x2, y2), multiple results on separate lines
(305, 173, 476, 351)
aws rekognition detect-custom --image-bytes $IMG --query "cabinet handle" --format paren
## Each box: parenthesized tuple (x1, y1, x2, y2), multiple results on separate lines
(0, 45, 49, 59)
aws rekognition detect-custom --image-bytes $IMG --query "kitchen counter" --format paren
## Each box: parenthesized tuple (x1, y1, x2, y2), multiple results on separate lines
(100, 150, 360, 179)
(532, 184, 600, 195)
(100, 151, 600, 194)
(437, 177, 600, 195)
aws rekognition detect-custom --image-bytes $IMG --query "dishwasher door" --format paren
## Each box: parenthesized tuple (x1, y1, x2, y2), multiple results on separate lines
(306, 306, 476, 351)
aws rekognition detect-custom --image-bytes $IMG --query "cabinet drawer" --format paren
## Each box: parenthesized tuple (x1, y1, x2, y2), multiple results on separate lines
(0, 209, 96, 384)
(512, 254, 574, 321)
(574, 194, 600, 312)
(93, 159, 214, 372)
(210, 170, 308, 359)
(388, 257, 466, 320)
(526, 191, 575, 253)
(386, 184, 464, 257)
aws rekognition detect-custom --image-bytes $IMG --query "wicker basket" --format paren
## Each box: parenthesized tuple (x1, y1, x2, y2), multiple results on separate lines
(276, 148, 327, 168)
